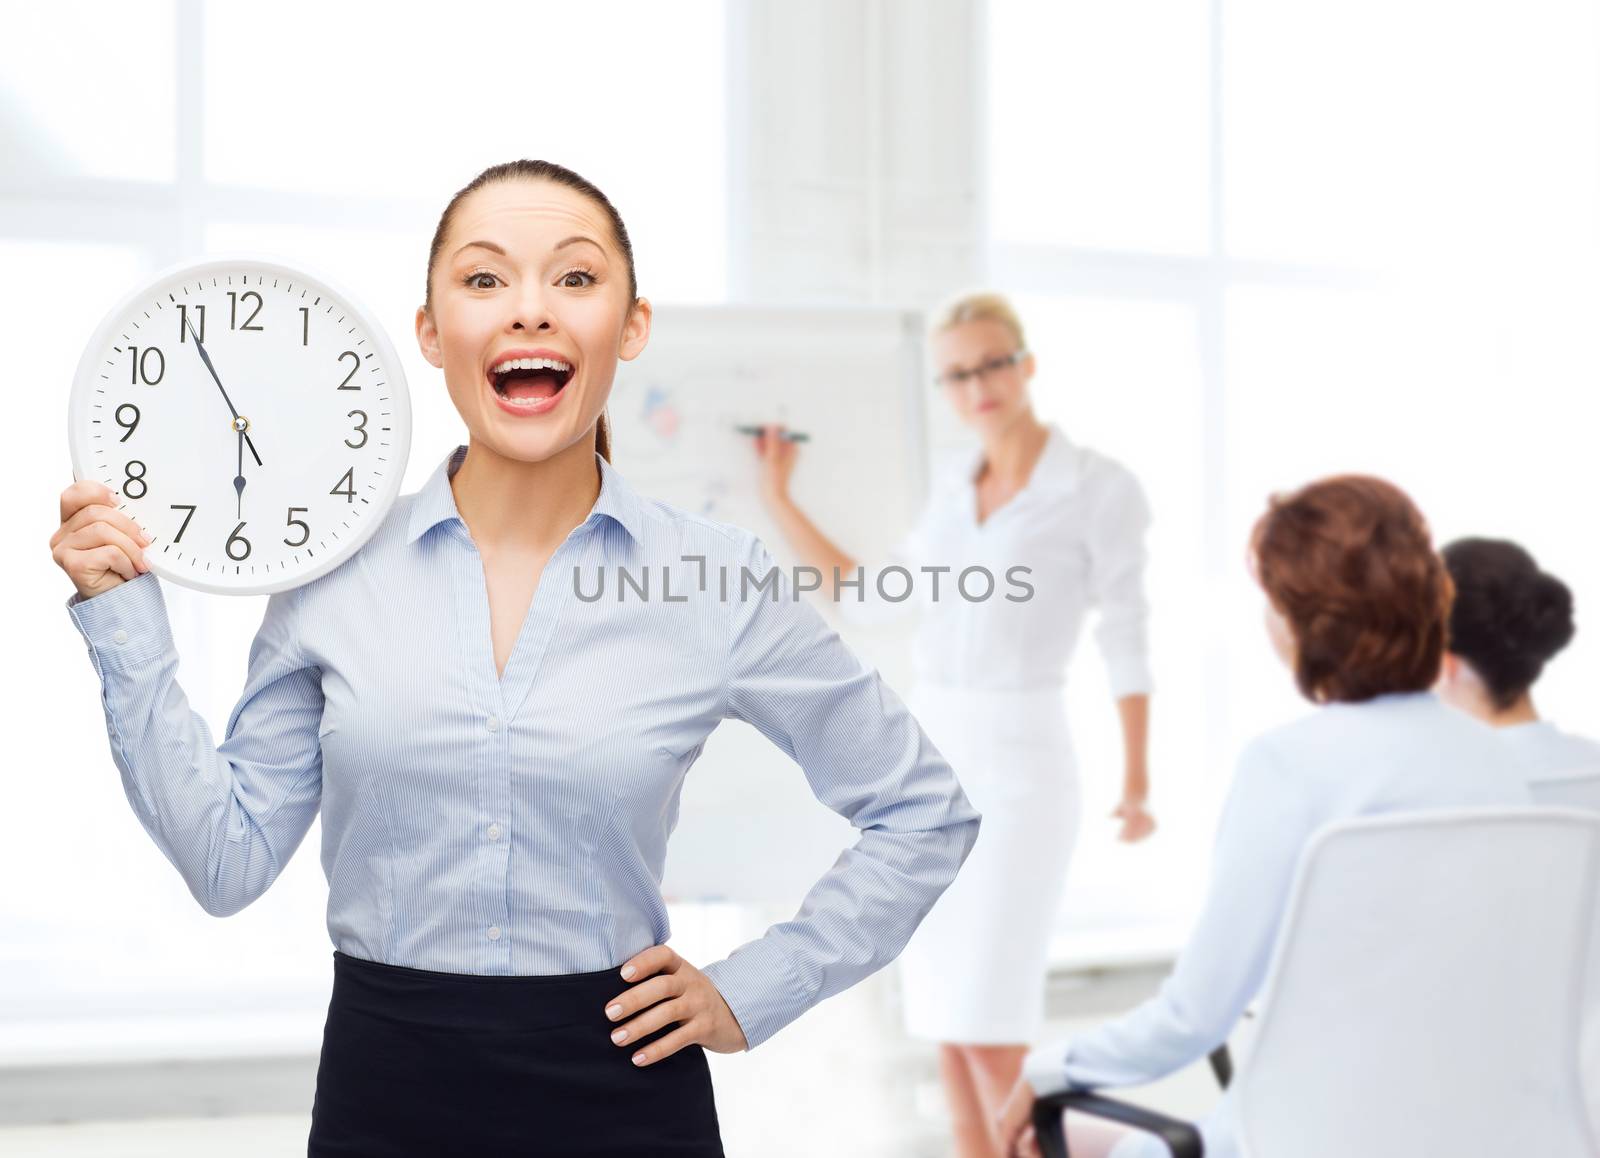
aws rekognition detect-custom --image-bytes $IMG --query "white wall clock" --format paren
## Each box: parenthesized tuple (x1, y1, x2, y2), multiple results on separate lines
(67, 255, 411, 596)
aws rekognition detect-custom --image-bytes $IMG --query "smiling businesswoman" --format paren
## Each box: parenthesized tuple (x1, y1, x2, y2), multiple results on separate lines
(754, 292, 1156, 1158)
(51, 159, 981, 1156)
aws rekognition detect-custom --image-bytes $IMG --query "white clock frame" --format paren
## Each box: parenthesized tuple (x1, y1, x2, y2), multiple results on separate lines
(67, 254, 412, 596)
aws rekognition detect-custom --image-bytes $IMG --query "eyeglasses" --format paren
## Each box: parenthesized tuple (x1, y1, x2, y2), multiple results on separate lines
(933, 349, 1027, 388)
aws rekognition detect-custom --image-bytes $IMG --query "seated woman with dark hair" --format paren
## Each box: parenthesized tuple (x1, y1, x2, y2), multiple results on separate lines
(996, 475, 1531, 1158)
(1438, 537, 1600, 805)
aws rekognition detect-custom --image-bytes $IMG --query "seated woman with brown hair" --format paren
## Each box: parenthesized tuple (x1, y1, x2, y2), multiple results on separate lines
(996, 474, 1531, 1158)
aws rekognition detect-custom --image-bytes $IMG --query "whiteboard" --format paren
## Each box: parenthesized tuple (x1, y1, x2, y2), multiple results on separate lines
(608, 305, 930, 902)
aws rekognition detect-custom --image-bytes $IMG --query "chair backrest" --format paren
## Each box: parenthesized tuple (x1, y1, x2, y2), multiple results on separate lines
(1525, 776, 1600, 1107)
(1235, 808, 1600, 1158)
(1531, 772, 1600, 812)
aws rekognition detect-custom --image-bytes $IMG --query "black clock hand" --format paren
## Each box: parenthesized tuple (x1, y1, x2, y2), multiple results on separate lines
(184, 312, 265, 469)
(236, 430, 246, 518)
(184, 312, 241, 419)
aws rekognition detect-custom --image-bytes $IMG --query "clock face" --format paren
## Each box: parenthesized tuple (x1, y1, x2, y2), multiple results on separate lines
(68, 255, 412, 596)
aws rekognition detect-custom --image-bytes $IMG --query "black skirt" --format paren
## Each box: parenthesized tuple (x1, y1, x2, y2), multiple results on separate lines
(308, 949, 725, 1157)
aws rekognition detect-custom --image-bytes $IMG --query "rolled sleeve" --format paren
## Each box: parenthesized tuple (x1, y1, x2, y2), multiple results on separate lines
(701, 532, 982, 1050)
(1084, 462, 1154, 698)
(65, 572, 325, 918)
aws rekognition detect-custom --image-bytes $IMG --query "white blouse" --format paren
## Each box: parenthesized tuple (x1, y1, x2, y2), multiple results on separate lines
(1021, 691, 1532, 1158)
(1497, 720, 1600, 809)
(837, 422, 1153, 696)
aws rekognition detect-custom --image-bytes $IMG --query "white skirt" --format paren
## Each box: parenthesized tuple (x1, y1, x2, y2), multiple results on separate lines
(897, 681, 1081, 1044)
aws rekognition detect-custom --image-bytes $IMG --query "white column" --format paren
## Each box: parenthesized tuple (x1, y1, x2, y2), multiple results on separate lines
(728, 0, 986, 308)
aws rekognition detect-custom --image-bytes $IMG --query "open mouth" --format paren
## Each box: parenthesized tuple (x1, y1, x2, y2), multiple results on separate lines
(487, 355, 574, 406)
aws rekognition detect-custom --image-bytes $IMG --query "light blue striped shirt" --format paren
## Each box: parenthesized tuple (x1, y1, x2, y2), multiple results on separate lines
(64, 442, 981, 1051)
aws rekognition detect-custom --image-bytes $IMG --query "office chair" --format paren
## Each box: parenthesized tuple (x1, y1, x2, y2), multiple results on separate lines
(1032, 808, 1600, 1157)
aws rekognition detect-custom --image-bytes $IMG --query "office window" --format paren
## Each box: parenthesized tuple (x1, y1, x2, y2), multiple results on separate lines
(1224, 0, 1600, 267)
(1013, 294, 1215, 926)
(988, 0, 1600, 949)
(0, 3, 178, 183)
(203, 0, 726, 303)
(988, 0, 1210, 256)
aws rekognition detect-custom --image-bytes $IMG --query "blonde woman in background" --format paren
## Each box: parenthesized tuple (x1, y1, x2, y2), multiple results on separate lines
(751, 292, 1157, 1157)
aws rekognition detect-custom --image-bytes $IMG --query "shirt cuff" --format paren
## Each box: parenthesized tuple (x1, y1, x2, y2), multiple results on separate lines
(1022, 1038, 1074, 1097)
(1105, 653, 1154, 700)
(65, 571, 174, 674)
(699, 933, 813, 1052)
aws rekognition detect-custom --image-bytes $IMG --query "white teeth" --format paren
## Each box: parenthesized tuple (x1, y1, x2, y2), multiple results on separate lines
(489, 355, 572, 376)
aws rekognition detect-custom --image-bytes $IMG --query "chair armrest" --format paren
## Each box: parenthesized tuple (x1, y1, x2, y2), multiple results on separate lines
(1206, 1001, 1257, 1090)
(1032, 1089, 1204, 1158)
(1207, 1043, 1233, 1089)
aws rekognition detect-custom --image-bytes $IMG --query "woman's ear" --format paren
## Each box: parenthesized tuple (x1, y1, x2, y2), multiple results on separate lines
(618, 296, 652, 363)
(1434, 652, 1484, 716)
(1263, 597, 1296, 668)
(416, 305, 443, 369)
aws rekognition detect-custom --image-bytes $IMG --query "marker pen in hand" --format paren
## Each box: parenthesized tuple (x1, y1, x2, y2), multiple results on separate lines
(734, 424, 810, 443)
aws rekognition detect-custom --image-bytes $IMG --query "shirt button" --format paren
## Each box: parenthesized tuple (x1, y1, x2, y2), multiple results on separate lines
(486, 823, 502, 841)
(487, 925, 502, 941)
(112, 629, 128, 644)
(485, 714, 500, 732)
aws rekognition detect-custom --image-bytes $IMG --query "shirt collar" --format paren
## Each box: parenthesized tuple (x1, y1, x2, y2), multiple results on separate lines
(961, 421, 1081, 494)
(1500, 719, 1557, 737)
(405, 443, 644, 547)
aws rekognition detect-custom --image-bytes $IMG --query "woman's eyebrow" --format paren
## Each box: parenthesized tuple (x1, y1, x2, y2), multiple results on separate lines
(453, 240, 506, 259)
(451, 237, 604, 260)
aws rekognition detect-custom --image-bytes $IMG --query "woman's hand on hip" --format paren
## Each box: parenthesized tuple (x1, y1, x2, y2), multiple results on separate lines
(603, 944, 749, 1064)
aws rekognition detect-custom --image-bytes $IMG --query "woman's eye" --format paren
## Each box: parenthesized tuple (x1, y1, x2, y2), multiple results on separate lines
(559, 269, 597, 288)
(464, 271, 498, 290)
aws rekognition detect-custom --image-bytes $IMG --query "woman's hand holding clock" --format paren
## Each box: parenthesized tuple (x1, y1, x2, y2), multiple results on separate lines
(602, 944, 748, 1065)
(52, 479, 153, 601)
